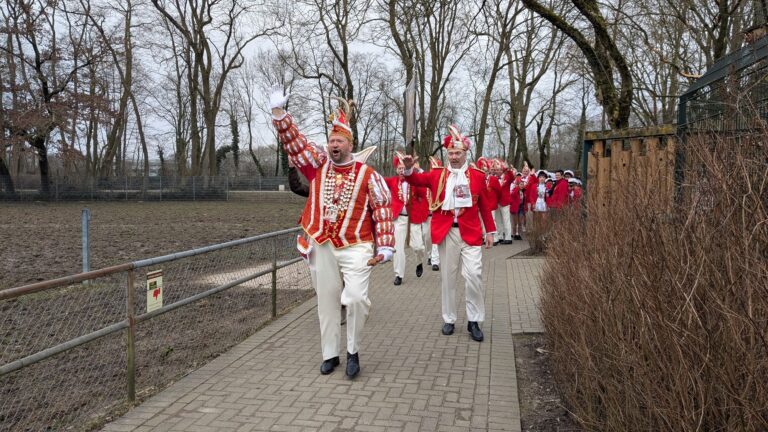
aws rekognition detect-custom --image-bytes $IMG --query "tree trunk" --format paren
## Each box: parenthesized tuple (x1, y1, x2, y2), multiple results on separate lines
(0, 156, 16, 197)
(32, 137, 51, 198)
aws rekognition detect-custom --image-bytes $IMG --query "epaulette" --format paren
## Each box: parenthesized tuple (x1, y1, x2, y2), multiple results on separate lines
(469, 167, 485, 174)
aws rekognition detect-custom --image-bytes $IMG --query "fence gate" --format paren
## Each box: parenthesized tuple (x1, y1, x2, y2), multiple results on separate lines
(582, 125, 678, 211)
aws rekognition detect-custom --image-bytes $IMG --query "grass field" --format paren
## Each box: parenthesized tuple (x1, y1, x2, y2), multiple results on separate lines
(0, 193, 306, 289)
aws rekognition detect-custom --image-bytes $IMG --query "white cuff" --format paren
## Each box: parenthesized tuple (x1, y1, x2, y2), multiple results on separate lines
(271, 111, 288, 121)
(377, 247, 394, 263)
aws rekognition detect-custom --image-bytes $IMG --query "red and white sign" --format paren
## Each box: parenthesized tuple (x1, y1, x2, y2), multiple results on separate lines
(146, 270, 163, 312)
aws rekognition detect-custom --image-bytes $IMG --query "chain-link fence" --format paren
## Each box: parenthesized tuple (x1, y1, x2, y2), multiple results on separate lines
(0, 226, 313, 431)
(1, 175, 291, 201)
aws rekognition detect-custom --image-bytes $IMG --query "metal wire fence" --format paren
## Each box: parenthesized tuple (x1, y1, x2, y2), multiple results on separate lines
(0, 226, 313, 431)
(0, 175, 291, 201)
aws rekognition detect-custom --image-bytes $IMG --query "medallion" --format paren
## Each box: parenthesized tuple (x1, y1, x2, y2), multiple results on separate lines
(324, 204, 339, 223)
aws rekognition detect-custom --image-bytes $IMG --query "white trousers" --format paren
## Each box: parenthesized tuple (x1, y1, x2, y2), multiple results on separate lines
(494, 206, 512, 241)
(422, 218, 432, 258)
(394, 215, 425, 277)
(437, 227, 485, 324)
(308, 239, 373, 360)
(425, 216, 438, 264)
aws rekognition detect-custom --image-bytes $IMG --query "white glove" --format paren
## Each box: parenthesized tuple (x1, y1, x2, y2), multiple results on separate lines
(268, 84, 290, 110)
(377, 247, 394, 263)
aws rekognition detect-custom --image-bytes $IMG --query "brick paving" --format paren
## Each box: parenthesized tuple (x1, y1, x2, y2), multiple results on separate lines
(103, 240, 544, 432)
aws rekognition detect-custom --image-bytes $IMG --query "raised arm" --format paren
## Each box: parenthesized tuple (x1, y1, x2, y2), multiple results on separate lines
(399, 154, 434, 187)
(269, 85, 326, 173)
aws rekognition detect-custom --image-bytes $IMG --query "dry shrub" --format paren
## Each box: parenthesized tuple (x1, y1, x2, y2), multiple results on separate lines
(540, 131, 768, 431)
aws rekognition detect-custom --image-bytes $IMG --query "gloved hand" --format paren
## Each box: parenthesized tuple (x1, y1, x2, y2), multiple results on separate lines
(377, 247, 394, 263)
(367, 247, 394, 266)
(268, 84, 290, 110)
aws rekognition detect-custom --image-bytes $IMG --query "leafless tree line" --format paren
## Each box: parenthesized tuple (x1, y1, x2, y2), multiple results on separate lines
(0, 0, 758, 196)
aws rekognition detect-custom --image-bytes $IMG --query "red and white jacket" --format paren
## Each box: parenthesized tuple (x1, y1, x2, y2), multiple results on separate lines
(508, 177, 522, 211)
(523, 174, 538, 212)
(385, 176, 429, 224)
(273, 113, 395, 251)
(547, 179, 569, 209)
(498, 172, 514, 207)
(486, 175, 501, 210)
(404, 166, 496, 246)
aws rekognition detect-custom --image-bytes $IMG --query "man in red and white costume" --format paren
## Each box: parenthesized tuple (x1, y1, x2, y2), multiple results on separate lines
(400, 126, 496, 342)
(269, 86, 394, 378)
(427, 156, 442, 271)
(548, 169, 569, 211)
(492, 159, 514, 244)
(476, 157, 501, 244)
(385, 156, 429, 285)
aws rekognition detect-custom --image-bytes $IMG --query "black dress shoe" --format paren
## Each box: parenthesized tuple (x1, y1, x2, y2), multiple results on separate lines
(493, 241, 500, 246)
(432, 264, 439, 271)
(394, 276, 402, 286)
(428, 258, 432, 265)
(468, 321, 484, 342)
(346, 352, 360, 378)
(416, 264, 423, 277)
(441, 323, 455, 335)
(514, 234, 523, 240)
(320, 356, 340, 374)
(503, 239, 514, 244)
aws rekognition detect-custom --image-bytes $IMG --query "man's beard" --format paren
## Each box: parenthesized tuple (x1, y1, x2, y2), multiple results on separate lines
(330, 148, 350, 164)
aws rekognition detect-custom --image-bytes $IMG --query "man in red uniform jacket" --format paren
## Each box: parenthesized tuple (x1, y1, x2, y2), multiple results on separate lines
(385, 157, 429, 285)
(548, 169, 569, 210)
(400, 125, 495, 342)
(476, 158, 501, 244)
(493, 159, 514, 244)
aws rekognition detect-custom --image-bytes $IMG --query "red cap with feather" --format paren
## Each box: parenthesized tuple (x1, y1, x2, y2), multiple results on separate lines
(442, 124, 471, 151)
(328, 97, 354, 143)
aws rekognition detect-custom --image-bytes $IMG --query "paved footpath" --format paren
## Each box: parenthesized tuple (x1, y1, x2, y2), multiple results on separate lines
(103, 242, 544, 432)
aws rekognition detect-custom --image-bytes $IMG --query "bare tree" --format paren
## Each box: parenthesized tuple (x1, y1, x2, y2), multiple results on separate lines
(504, 8, 562, 166)
(0, 0, 96, 196)
(149, 0, 278, 176)
(522, 0, 633, 130)
(471, 0, 523, 157)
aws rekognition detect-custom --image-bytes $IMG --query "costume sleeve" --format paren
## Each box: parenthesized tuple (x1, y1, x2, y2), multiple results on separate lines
(414, 185, 428, 201)
(367, 171, 395, 251)
(403, 169, 433, 187)
(272, 112, 326, 178)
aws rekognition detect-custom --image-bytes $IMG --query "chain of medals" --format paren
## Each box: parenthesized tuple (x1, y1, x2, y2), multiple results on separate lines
(322, 167, 356, 224)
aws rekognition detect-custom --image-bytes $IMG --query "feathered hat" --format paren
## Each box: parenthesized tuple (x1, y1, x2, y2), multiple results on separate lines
(442, 124, 471, 151)
(392, 154, 403, 168)
(429, 156, 443, 169)
(328, 97, 354, 143)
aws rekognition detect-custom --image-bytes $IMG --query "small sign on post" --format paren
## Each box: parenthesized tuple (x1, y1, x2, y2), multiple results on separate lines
(146, 270, 163, 312)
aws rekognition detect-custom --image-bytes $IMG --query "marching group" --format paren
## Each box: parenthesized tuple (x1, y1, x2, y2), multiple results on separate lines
(383, 155, 584, 283)
(271, 85, 581, 379)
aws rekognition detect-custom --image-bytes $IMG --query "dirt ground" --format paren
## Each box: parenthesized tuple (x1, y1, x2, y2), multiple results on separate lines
(1, 194, 311, 431)
(514, 334, 582, 431)
(0, 193, 306, 289)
